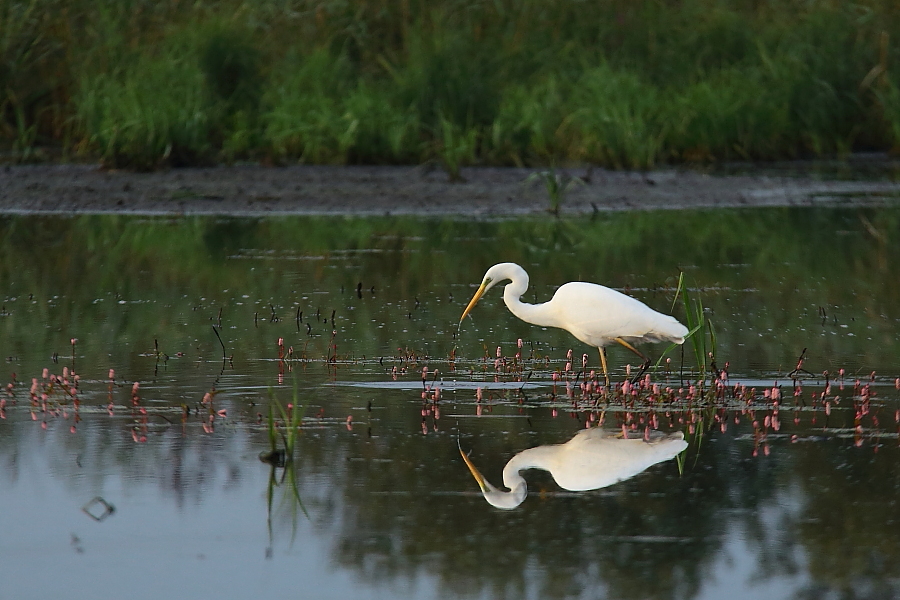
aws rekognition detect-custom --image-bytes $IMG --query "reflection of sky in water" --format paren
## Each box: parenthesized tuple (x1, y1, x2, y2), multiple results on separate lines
(1, 211, 900, 599)
(698, 497, 810, 600)
(4, 409, 893, 600)
(0, 427, 821, 600)
(2, 431, 705, 600)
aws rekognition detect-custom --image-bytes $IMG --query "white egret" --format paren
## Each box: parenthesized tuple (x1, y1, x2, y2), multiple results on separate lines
(459, 262, 688, 384)
(460, 428, 688, 509)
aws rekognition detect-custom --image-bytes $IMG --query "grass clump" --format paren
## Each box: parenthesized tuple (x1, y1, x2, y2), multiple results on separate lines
(525, 168, 584, 216)
(76, 53, 211, 169)
(657, 273, 718, 384)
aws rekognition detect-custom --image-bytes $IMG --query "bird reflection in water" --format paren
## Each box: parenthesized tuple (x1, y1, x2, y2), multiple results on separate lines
(460, 427, 687, 509)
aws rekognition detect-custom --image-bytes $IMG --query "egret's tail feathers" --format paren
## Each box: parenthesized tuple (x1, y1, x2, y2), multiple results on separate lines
(642, 430, 685, 443)
(646, 316, 689, 345)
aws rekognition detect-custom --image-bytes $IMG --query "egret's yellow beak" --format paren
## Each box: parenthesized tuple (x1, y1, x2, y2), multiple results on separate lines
(459, 279, 490, 324)
(459, 447, 490, 493)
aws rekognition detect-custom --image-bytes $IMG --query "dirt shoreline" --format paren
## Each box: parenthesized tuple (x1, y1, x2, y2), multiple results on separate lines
(1, 163, 899, 217)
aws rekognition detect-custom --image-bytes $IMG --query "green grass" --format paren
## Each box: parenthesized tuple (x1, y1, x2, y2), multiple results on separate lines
(262, 381, 309, 543)
(2, 0, 900, 169)
(656, 272, 717, 384)
(525, 168, 583, 216)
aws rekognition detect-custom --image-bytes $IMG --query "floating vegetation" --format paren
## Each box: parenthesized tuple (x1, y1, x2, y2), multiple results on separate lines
(443, 340, 900, 456)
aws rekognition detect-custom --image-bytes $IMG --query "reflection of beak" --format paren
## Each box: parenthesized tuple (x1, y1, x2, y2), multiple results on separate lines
(459, 280, 489, 324)
(459, 447, 489, 493)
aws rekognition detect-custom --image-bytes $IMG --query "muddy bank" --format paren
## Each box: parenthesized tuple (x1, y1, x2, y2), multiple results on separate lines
(1, 164, 898, 216)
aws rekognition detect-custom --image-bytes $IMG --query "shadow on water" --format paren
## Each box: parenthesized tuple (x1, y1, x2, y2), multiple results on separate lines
(0, 208, 899, 599)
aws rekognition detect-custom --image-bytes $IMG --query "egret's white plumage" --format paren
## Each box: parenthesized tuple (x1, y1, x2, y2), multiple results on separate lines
(459, 262, 688, 382)
(460, 428, 688, 510)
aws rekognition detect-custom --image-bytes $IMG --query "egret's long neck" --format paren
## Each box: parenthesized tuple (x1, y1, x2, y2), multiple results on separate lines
(502, 280, 560, 328)
(479, 444, 559, 510)
(502, 445, 559, 490)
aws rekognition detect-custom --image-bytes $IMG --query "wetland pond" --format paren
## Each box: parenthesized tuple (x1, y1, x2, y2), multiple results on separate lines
(2, 208, 899, 600)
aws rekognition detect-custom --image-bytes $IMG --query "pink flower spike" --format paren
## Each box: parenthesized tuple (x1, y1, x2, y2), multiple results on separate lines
(109, 369, 115, 380)
(42, 368, 48, 379)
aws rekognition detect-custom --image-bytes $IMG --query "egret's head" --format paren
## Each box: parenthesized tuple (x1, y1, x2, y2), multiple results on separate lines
(459, 446, 527, 510)
(459, 263, 524, 324)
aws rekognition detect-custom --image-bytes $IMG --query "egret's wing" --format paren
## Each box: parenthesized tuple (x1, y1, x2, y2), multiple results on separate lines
(548, 431, 686, 491)
(551, 283, 666, 345)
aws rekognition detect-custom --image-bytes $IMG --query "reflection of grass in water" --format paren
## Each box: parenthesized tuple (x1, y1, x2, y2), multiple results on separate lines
(3, 210, 900, 377)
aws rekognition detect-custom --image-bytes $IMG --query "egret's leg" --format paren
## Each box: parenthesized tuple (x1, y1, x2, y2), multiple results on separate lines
(614, 338, 651, 382)
(598, 347, 610, 387)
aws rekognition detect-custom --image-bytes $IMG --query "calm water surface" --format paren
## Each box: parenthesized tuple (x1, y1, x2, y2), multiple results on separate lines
(1, 209, 899, 600)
